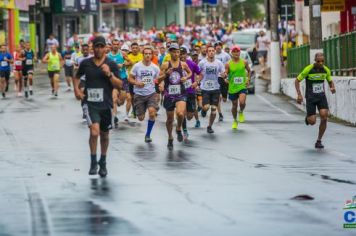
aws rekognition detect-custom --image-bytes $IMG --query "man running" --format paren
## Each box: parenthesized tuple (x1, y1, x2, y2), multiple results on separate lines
(225, 45, 250, 130)
(42, 44, 63, 97)
(215, 41, 231, 121)
(179, 47, 201, 139)
(159, 43, 192, 149)
(295, 52, 336, 149)
(0, 45, 12, 98)
(62, 45, 74, 91)
(127, 42, 143, 119)
(197, 45, 226, 134)
(23, 42, 36, 98)
(128, 46, 160, 143)
(74, 36, 122, 177)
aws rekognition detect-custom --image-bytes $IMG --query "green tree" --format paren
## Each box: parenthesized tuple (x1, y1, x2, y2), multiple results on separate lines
(231, 0, 265, 22)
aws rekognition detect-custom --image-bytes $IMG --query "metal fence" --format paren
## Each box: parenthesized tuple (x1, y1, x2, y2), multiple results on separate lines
(287, 44, 310, 78)
(287, 31, 356, 77)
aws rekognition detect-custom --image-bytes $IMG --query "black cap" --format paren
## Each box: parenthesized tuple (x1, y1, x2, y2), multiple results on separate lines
(214, 41, 223, 47)
(180, 47, 187, 54)
(92, 36, 106, 47)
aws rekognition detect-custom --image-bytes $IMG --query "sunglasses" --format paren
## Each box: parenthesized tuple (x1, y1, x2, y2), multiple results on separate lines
(94, 44, 105, 48)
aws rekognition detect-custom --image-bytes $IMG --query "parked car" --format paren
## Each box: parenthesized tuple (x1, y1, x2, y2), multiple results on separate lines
(240, 50, 256, 94)
(231, 31, 258, 65)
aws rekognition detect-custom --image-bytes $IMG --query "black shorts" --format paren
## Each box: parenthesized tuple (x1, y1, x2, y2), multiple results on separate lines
(306, 95, 329, 116)
(228, 89, 248, 101)
(48, 71, 60, 79)
(163, 96, 186, 112)
(186, 94, 197, 113)
(23, 67, 34, 78)
(257, 50, 268, 59)
(202, 90, 220, 107)
(0, 70, 10, 80)
(218, 77, 228, 99)
(82, 104, 112, 132)
(64, 65, 74, 77)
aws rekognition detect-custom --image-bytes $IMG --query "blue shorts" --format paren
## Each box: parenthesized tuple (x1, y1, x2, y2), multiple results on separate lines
(228, 89, 248, 101)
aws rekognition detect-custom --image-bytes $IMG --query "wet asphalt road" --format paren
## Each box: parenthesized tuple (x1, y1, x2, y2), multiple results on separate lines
(0, 73, 355, 236)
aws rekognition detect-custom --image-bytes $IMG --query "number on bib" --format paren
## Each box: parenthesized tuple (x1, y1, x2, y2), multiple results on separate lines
(168, 85, 181, 95)
(312, 83, 324, 94)
(184, 79, 192, 89)
(26, 59, 33, 65)
(1, 61, 8, 67)
(15, 61, 22, 66)
(234, 77, 244, 85)
(205, 80, 215, 89)
(65, 59, 72, 66)
(87, 88, 104, 102)
(141, 76, 153, 85)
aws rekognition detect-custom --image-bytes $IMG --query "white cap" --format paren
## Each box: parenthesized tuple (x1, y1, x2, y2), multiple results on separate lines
(121, 44, 130, 51)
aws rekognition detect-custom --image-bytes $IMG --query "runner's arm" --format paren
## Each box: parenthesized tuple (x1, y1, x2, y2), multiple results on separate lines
(181, 62, 192, 82)
(224, 63, 230, 83)
(42, 53, 49, 63)
(245, 60, 251, 85)
(157, 62, 169, 83)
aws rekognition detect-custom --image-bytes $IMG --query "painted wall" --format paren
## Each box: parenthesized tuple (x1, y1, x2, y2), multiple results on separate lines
(281, 77, 356, 125)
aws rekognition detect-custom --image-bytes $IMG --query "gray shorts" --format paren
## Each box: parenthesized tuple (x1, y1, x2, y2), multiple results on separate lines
(134, 93, 160, 117)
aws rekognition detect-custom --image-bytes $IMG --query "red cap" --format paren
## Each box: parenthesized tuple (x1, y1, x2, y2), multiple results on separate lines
(231, 45, 241, 52)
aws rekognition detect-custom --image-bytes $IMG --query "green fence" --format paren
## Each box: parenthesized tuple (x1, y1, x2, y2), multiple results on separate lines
(287, 44, 310, 78)
(287, 31, 356, 77)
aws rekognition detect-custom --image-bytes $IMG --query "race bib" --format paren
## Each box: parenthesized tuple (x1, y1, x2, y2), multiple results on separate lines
(15, 60, 22, 66)
(184, 79, 192, 89)
(26, 59, 33, 65)
(205, 80, 215, 89)
(141, 76, 153, 85)
(87, 88, 104, 102)
(65, 59, 72, 66)
(312, 83, 324, 94)
(1, 61, 8, 67)
(168, 85, 181, 95)
(234, 77, 244, 85)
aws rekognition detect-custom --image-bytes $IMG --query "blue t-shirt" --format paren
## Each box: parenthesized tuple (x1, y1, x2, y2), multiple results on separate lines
(0, 52, 12, 71)
(108, 52, 127, 80)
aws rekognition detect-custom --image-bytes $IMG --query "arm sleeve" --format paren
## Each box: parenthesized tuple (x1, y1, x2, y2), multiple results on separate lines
(297, 64, 313, 81)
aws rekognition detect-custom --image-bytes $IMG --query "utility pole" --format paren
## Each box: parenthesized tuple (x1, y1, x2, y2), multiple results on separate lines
(270, 0, 281, 94)
(309, 0, 323, 62)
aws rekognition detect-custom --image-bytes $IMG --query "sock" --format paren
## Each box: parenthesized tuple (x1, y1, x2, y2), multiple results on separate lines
(90, 154, 97, 163)
(99, 155, 106, 164)
(146, 119, 155, 137)
(182, 118, 187, 131)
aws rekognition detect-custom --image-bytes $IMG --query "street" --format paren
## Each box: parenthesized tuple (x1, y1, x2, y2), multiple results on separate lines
(0, 73, 355, 236)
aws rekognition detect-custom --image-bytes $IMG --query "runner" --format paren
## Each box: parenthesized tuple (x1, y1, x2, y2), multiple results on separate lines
(215, 41, 231, 121)
(62, 45, 74, 91)
(295, 52, 336, 149)
(13, 46, 25, 97)
(74, 36, 122, 177)
(179, 47, 201, 139)
(0, 45, 12, 98)
(23, 42, 36, 98)
(128, 46, 160, 143)
(42, 44, 63, 97)
(197, 45, 226, 134)
(225, 45, 251, 130)
(159, 43, 192, 149)
(119, 44, 133, 121)
(127, 42, 143, 119)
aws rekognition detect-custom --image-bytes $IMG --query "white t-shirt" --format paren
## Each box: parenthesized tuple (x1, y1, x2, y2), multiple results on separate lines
(215, 51, 231, 65)
(131, 61, 160, 96)
(222, 34, 234, 48)
(198, 59, 225, 91)
(257, 36, 269, 51)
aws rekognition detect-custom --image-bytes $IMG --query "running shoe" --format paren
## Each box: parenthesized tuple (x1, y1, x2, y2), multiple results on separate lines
(2, 92, 5, 98)
(167, 139, 174, 150)
(315, 140, 324, 149)
(124, 115, 129, 122)
(219, 113, 224, 122)
(98, 161, 107, 177)
(239, 112, 245, 123)
(114, 117, 119, 127)
(145, 136, 152, 143)
(88, 162, 98, 175)
(195, 120, 201, 128)
(207, 126, 214, 134)
(183, 129, 189, 140)
(201, 109, 207, 118)
(176, 130, 183, 142)
(25, 91, 29, 98)
(29, 90, 33, 96)
(232, 120, 238, 130)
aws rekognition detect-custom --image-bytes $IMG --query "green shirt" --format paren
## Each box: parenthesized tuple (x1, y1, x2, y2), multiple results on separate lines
(47, 52, 60, 72)
(228, 59, 247, 94)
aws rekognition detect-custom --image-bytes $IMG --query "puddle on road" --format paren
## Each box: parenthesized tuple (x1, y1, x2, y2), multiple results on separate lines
(49, 200, 139, 235)
(291, 195, 314, 201)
